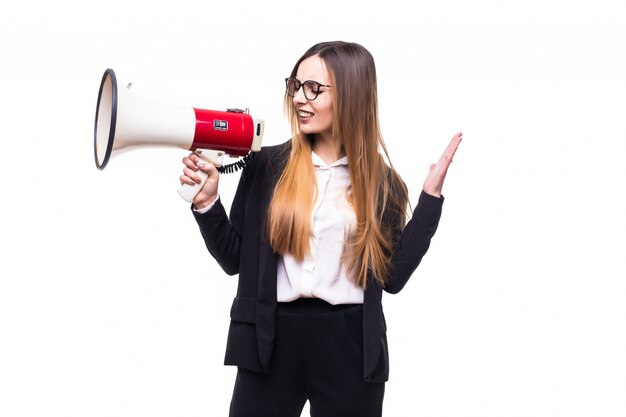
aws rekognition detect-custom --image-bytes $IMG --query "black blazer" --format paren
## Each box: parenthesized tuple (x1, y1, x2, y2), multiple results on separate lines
(192, 140, 443, 383)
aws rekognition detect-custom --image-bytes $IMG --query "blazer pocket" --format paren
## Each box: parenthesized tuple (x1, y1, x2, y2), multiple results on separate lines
(229, 296, 257, 324)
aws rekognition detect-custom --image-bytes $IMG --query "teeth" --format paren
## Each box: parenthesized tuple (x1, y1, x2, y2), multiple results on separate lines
(299, 110, 313, 117)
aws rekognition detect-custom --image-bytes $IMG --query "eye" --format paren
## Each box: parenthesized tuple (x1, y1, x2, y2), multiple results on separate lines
(303, 81, 320, 95)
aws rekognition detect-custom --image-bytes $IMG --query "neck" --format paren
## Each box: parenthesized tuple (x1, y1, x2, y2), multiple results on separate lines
(312, 134, 343, 165)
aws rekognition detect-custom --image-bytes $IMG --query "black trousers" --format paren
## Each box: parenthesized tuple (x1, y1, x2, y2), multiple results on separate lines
(229, 298, 385, 417)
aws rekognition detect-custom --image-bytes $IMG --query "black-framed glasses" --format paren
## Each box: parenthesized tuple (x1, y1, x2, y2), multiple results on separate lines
(285, 78, 331, 101)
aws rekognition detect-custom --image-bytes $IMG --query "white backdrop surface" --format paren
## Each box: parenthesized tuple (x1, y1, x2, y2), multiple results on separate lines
(1, 1, 625, 416)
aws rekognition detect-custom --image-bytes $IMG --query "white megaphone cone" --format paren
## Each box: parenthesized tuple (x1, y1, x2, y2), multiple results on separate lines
(94, 68, 264, 202)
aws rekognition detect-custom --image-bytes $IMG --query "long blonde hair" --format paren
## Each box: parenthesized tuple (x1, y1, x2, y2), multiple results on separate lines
(267, 41, 409, 289)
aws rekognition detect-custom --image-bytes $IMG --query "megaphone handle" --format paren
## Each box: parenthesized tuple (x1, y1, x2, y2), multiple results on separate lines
(177, 150, 225, 203)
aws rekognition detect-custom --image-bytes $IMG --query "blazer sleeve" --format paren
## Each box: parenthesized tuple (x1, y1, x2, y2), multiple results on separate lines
(190, 160, 253, 276)
(383, 190, 444, 294)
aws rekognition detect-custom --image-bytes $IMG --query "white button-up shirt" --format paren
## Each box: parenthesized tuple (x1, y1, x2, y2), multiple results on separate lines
(276, 152, 364, 305)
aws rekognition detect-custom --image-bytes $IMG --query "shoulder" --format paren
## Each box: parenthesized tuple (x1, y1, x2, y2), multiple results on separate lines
(256, 140, 292, 164)
(248, 139, 292, 177)
(379, 161, 409, 231)
(380, 158, 407, 196)
(235, 140, 292, 192)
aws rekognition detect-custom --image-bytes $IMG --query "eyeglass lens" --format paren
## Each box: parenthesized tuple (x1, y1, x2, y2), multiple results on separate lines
(286, 79, 321, 100)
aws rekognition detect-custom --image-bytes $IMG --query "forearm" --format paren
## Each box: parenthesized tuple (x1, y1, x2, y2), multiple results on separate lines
(192, 199, 242, 275)
(384, 190, 444, 294)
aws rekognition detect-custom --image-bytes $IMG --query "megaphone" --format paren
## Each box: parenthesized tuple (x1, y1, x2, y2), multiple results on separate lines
(94, 68, 264, 202)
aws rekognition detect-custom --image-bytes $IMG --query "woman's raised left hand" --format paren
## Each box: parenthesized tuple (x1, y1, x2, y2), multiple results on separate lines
(423, 132, 463, 198)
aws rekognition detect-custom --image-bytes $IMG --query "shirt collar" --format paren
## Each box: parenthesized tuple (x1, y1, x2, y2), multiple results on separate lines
(312, 151, 349, 168)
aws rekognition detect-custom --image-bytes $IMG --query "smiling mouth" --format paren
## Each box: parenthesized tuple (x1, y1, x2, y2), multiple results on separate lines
(299, 110, 314, 119)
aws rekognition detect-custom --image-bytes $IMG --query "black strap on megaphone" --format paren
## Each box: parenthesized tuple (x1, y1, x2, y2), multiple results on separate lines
(216, 151, 256, 174)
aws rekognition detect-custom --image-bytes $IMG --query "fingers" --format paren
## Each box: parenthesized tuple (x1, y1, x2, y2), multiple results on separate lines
(432, 132, 463, 180)
(444, 132, 463, 160)
(180, 152, 217, 186)
(179, 174, 194, 186)
(182, 166, 200, 182)
(437, 132, 462, 168)
(423, 132, 463, 198)
(180, 153, 201, 185)
(182, 152, 200, 170)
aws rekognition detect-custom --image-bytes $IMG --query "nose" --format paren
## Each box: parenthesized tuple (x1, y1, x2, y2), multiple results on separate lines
(292, 85, 308, 105)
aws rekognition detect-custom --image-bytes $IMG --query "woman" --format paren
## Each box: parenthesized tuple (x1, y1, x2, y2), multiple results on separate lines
(180, 41, 462, 417)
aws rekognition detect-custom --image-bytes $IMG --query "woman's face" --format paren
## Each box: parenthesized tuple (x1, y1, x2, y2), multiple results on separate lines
(293, 55, 334, 141)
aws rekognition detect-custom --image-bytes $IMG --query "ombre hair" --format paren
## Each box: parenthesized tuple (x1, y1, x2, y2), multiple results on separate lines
(267, 41, 409, 289)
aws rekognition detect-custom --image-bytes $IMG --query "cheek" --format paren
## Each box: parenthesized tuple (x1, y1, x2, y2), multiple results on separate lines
(319, 100, 333, 122)
(319, 107, 333, 126)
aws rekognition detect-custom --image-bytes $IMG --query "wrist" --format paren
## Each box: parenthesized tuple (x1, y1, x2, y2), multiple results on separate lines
(422, 188, 441, 198)
(194, 194, 218, 211)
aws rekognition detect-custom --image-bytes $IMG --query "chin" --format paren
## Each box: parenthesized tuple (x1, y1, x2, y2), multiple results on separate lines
(299, 125, 317, 135)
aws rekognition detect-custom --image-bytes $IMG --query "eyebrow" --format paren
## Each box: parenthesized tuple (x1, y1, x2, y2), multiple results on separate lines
(295, 77, 327, 84)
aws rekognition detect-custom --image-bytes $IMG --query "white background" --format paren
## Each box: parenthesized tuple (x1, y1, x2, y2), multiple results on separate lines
(1, 0, 625, 416)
